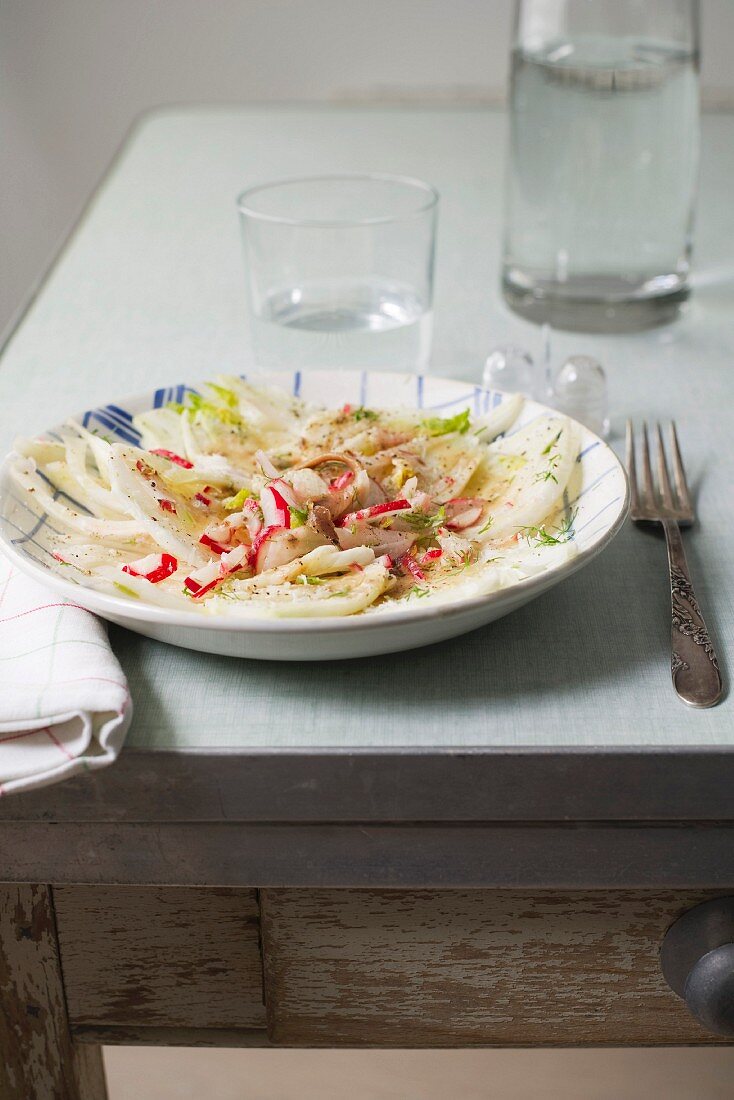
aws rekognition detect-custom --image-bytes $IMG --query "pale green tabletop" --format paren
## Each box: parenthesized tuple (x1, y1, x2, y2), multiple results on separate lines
(2, 106, 732, 750)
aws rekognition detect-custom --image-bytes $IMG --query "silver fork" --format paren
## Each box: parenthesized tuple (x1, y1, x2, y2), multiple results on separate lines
(626, 420, 722, 708)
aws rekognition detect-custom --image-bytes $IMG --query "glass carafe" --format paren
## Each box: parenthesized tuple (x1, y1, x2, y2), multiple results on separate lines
(501, 0, 700, 332)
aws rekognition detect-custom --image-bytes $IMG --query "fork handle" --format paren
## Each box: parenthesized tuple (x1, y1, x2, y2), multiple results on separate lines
(662, 520, 722, 708)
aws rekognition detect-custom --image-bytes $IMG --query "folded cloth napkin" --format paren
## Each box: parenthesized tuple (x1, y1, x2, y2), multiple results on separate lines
(0, 552, 131, 794)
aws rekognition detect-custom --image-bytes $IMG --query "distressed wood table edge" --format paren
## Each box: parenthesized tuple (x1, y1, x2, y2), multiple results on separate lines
(1, 747, 734, 824)
(3, 823, 734, 889)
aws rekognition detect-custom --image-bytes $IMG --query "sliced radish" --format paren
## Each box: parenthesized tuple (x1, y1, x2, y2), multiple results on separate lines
(150, 448, 194, 469)
(242, 497, 263, 540)
(269, 478, 298, 508)
(184, 558, 222, 597)
(329, 469, 354, 491)
(143, 555, 178, 584)
(399, 553, 426, 581)
(376, 554, 393, 569)
(340, 498, 411, 527)
(221, 511, 247, 531)
(421, 548, 443, 564)
(123, 552, 178, 584)
(248, 524, 285, 571)
(220, 544, 248, 571)
(158, 498, 177, 514)
(447, 507, 482, 530)
(205, 520, 235, 542)
(199, 532, 229, 555)
(194, 492, 211, 507)
(444, 497, 485, 531)
(261, 485, 291, 528)
(184, 544, 248, 598)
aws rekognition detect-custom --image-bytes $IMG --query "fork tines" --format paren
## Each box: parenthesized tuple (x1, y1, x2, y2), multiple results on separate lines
(626, 419, 693, 524)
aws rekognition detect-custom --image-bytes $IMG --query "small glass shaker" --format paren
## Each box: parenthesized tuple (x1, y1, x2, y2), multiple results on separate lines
(552, 355, 610, 438)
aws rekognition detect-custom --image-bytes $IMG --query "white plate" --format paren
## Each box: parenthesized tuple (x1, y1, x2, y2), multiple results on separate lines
(0, 370, 628, 660)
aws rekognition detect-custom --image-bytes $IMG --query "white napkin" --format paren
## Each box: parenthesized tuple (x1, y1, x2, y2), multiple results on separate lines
(0, 552, 131, 795)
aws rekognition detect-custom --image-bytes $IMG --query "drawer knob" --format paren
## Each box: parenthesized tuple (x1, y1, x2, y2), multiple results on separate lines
(661, 896, 734, 1036)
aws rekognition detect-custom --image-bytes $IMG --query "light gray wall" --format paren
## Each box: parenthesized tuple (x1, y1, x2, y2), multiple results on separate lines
(2, 0, 733, 334)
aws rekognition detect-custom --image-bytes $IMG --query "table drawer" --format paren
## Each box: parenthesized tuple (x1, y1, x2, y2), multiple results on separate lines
(54, 886, 265, 1032)
(260, 888, 728, 1046)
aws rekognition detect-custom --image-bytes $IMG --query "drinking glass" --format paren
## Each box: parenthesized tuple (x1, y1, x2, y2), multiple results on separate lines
(501, 0, 700, 332)
(237, 174, 438, 372)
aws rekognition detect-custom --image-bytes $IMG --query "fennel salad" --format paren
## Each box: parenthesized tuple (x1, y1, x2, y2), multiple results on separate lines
(9, 378, 580, 619)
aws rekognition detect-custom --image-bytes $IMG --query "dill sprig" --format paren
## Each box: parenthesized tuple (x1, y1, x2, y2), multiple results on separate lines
(535, 428, 564, 484)
(403, 505, 446, 531)
(452, 548, 477, 573)
(404, 584, 430, 598)
(519, 509, 577, 547)
(541, 429, 563, 456)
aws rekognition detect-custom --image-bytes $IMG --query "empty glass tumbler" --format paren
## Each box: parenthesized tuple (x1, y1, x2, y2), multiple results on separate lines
(237, 174, 438, 373)
(501, 0, 700, 332)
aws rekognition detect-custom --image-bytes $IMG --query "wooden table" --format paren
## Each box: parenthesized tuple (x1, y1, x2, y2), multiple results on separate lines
(1, 107, 733, 1098)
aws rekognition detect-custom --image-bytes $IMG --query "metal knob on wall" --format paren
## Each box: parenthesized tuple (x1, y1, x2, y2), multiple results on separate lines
(661, 896, 734, 1036)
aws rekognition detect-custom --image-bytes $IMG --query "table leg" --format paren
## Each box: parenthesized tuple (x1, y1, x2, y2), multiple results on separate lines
(0, 883, 107, 1100)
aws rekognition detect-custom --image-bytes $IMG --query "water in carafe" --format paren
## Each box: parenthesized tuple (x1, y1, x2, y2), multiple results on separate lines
(502, 32, 699, 331)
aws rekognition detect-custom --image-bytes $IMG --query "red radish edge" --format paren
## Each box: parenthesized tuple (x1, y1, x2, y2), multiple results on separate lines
(185, 545, 248, 599)
(329, 470, 354, 491)
(340, 498, 411, 527)
(269, 479, 298, 507)
(270, 486, 292, 525)
(248, 524, 284, 570)
(261, 486, 291, 529)
(184, 562, 219, 596)
(123, 553, 178, 584)
(150, 448, 194, 469)
(199, 532, 229, 555)
(400, 553, 426, 582)
(185, 577, 219, 598)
